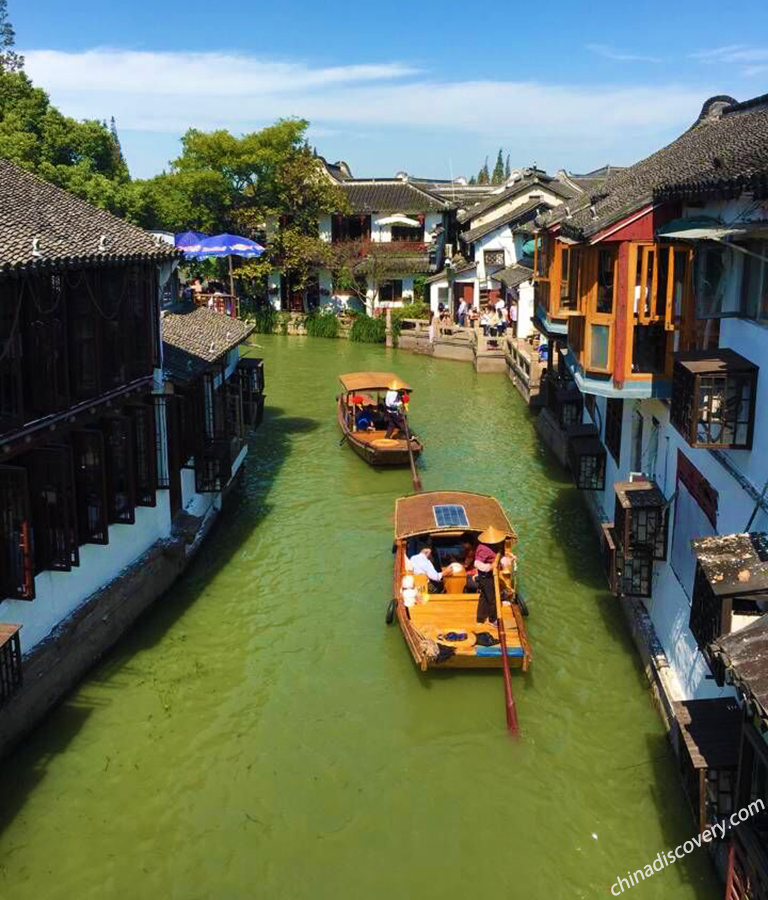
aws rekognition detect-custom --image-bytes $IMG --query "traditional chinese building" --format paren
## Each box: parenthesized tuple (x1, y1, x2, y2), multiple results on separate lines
(0, 160, 263, 755)
(530, 93, 768, 876)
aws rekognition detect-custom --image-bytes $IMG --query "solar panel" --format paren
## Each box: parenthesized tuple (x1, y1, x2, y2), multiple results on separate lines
(433, 505, 469, 528)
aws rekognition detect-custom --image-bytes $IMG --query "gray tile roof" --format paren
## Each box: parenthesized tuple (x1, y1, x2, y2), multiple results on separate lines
(495, 263, 533, 288)
(354, 249, 433, 275)
(411, 180, 498, 207)
(547, 94, 768, 240)
(461, 198, 553, 244)
(0, 157, 178, 274)
(162, 306, 254, 384)
(340, 181, 447, 213)
(456, 172, 580, 225)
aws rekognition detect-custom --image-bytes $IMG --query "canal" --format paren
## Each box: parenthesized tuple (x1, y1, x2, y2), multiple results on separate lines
(0, 335, 719, 900)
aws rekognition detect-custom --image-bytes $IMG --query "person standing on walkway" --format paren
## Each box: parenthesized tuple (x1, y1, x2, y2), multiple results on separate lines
(457, 297, 468, 327)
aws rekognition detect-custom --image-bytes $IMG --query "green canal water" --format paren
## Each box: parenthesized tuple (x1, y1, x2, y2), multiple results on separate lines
(0, 335, 719, 900)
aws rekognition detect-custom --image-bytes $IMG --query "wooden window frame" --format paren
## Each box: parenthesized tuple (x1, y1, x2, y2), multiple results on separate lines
(623, 242, 694, 382)
(483, 249, 505, 270)
(582, 247, 617, 375)
(0, 623, 23, 705)
(129, 403, 157, 507)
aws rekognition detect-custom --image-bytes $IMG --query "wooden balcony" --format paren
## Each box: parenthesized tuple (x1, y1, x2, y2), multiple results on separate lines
(193, 293, 240, 319)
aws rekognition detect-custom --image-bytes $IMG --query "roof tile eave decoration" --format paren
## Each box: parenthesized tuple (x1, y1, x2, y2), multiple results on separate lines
(0, 158, 179, 273)
(161, 306, 255, 383)
(543, 93, 768, 241)
(340, 180, 447, 214)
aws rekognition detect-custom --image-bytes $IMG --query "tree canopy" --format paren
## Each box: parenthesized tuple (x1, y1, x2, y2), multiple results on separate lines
(0, 0, 23, 73)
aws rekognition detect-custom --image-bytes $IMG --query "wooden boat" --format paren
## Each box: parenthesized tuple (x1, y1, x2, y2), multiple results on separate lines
(337, 371, 423, 467)
(388, 490, 532, 671)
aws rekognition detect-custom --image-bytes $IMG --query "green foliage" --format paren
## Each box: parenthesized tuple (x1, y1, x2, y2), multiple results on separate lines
(247, 307, 278, 334)
(349, 315, 386, 343)
(305, 309, 339, 339)
(477, 157, 490, 185)
(492, 148, 505, 184)
(412, 275, 427, 304)
(391, 302, 430, 337)
(0, 1, 23, 73)
(468, 175, 477, 185)
(505, 154, 511, 180)
(0, 70, 134, 215)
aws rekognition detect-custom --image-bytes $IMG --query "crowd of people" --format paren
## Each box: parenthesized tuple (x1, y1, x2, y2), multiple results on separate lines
(428, 294, 518, 341)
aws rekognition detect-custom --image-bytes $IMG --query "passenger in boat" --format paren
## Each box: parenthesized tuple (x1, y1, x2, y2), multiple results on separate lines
(459, 537, 476, 569)
(408, 547, 447, 593)
(356, 405, 376, 431)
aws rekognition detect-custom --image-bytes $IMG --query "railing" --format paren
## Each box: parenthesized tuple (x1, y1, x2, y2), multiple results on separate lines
(193, 293, 240, 319)
(330, 239, 429, 254)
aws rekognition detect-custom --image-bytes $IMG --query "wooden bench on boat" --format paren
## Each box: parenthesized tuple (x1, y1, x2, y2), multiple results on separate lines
(337, 371, 423, 467)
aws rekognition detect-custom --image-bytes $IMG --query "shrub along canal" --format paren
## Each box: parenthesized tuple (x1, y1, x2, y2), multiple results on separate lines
(0, 334, 719, 900)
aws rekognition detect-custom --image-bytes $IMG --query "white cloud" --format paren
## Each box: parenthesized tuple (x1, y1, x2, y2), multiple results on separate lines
(689, 44, 768, 75)
(586, 44, 662, 64)
(21, 48, 714, 175)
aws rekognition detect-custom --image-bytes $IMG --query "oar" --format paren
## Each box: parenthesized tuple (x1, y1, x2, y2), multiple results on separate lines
(493, 557, 519, 735)
(401, 412, 422, 493)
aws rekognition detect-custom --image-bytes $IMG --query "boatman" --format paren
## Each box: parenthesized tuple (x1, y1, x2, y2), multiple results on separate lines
(472, 526, 507, 624)
(384, 381, 406, 439)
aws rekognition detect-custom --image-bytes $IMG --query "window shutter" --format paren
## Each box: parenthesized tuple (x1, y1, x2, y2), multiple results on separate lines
(25, 445, 79, 572)
(72, 429, 109, 544)
(102, 416, 136, 525)
(129, 403, 157, 507)
(0, 465, 35, 599)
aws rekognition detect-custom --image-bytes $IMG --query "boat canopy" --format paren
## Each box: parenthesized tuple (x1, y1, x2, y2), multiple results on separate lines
(394, 491, 517, 541)
(339, 371, 412, 393)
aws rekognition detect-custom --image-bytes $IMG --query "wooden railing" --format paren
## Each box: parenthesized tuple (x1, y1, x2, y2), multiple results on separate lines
(193, 293, 240, 319)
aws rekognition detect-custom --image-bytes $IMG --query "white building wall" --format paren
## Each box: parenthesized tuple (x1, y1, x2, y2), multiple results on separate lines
(516, 282, 535, 340)
(1, 497, 173, 653)
(475, 226, 518, 286)
(581, 192, 768, 700)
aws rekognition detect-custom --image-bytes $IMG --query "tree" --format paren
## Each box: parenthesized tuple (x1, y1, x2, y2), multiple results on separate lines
(468, 175, 476, 185)
(0, 0, 23, 73)
(505, 154, 511, 181)
(477, 157, 490, 185)
(492, 148, 505, 184)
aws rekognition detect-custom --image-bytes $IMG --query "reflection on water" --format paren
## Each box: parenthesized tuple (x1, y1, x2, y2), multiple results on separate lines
(0, 335, 719, 900)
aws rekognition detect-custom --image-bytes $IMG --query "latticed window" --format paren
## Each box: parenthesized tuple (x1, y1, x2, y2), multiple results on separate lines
(152, 396, 171, 489)
(0, 623, 22, 706)
(484, 250, 505, 269)
(0, 466, 34, 600)
(129, 403, 157, 507)
(568, 430, 606, 491)
(72, 429, 109, 544)
(195, 441, 232, 493)
(600, 523, 652, 597)
(102, 416, 136, 525)
(671, 350, 758, 450)
(614, 479, 669, 560)
(0, 279, 25, 434)
(25, 445, 79, 573)
(238, 358, 265, 430)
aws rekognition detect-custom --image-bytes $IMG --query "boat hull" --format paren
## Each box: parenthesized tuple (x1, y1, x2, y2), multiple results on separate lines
(337, 398, 423, 467)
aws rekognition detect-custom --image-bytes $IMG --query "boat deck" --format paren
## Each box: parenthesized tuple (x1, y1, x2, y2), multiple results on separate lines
(408, 595, 526, 668)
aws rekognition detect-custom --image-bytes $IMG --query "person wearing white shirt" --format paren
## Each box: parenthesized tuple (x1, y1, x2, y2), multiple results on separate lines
(384, 388, 405, 439)
(457, 298, 468, 326)
(408, 548, 447, 593)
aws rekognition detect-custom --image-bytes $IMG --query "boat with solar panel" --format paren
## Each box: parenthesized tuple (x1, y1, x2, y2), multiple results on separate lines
(387, 491, 532, 671)
(337, 371, 423, 467)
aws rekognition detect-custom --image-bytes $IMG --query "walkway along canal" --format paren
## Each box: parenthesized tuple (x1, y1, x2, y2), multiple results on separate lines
(0, 334, 719, 900)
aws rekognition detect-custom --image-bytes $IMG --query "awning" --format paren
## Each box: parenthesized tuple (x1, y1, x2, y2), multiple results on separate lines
(339, 371, 412, 393)
(377, 215, 422, 227)
(658, 217, 768, 242)
(394, 491, 516, 540)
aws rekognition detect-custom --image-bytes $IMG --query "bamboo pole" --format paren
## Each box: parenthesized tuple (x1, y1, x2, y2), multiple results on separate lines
(493, 557, 519, 735)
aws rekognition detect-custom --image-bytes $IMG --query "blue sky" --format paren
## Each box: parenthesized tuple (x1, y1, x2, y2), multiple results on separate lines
(12, 0, 768, 180)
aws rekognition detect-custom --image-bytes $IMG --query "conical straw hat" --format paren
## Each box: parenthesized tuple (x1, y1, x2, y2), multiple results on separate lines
(387, 377, 408, 391)
(478, 525, 507, 545)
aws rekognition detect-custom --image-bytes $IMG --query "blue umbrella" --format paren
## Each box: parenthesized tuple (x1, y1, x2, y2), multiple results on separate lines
(184, 233, 265, 297)
(175, 230, 208, 250)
